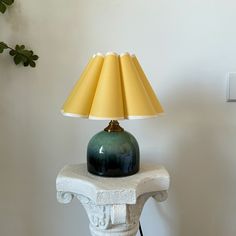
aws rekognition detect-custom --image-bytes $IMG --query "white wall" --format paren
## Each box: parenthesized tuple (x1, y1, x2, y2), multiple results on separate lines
(1, 0, 236, 235)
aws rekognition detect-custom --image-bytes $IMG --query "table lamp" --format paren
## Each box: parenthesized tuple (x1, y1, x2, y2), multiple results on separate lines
(61, 52, 163, 177)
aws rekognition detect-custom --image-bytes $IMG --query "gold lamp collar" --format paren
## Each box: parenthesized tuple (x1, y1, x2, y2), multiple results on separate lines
(104, 120, 124, 132)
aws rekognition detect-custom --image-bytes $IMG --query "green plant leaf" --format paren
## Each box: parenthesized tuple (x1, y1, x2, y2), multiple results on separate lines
(2, 0, 14, 5)
(23, 61, 29, 67)
(32, 55, 39, 60)
(0, 1, 39, 68)
(29, 61, 36, 67)
(9, 49, 15, 56)
(0, 42, 8, 53)
(13, 54, 22, 64)
(0, 0, 13, 13)
(0, 2, 6, 13)
(0, 42, 38, 67)
(0, 42, 8, 48)
(11, 44, 39, 67)
(15, 44, 20, 50)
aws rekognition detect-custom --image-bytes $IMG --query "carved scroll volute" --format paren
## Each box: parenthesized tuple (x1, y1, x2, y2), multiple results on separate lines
(57, 192, 74, 204)
(153, 190, 168, 202)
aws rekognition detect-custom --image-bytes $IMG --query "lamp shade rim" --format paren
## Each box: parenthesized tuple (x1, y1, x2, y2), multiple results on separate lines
(61, 110, 164, 120)
(93, 52, 104, 58)
(92, 52, 135, 58)
(88, 115, 126, 120)
(126, 114, 163, 119)
(61, 110, 88, 118)
(89, 114, 165, 120)
(106, 52, 118, 56)
(120, 52, 130, 57)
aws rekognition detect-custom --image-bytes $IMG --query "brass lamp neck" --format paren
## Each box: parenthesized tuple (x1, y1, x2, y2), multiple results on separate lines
(104, 120, 124, 132)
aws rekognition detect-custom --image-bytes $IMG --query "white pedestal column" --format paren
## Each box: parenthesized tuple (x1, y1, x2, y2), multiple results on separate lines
(56, 164, 170, 236)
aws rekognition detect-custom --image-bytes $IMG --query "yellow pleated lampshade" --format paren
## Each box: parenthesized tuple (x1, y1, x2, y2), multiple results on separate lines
(61, 52, 164, 120)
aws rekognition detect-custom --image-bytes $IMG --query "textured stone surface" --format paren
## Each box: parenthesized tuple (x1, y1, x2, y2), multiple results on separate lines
(56, 163, 170, 236)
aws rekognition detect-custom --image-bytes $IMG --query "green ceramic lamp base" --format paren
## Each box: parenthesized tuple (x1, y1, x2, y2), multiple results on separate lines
(87, 121, 140, 177)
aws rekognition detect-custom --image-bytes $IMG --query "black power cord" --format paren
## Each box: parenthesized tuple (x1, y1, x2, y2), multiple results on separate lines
(139, 221, 144, 236)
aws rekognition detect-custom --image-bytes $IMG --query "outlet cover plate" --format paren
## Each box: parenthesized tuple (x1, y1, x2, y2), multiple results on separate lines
(227, 72, 236, 102)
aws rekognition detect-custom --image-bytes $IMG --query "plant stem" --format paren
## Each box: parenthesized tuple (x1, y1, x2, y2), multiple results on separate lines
(0, 41, 13, 50)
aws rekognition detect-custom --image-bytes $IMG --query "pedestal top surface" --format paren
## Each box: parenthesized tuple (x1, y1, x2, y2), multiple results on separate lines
(56, 163, 170, 205)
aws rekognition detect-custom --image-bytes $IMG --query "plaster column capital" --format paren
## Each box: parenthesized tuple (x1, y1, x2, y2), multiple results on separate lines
(56, 163, 170, 236)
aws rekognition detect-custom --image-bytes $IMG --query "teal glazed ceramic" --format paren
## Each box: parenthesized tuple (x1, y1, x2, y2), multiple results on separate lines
(87, 130, 140, 177)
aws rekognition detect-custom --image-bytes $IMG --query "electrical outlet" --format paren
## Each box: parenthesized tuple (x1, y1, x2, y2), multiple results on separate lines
(226, 72, 236, 102)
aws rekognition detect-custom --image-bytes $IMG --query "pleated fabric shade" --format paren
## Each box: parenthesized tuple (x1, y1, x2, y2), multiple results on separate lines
(61, 52, 164, 120)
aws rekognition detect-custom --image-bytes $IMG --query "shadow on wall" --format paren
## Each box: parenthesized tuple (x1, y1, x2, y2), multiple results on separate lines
(140, 77, 236, 236)
(3, 1, 29, 38)
(0, 70, 37, 235)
